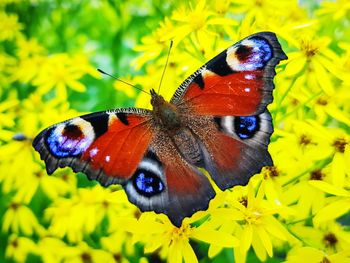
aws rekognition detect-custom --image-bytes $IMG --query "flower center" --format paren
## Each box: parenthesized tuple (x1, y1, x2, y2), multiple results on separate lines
(299, 134, 312, 146)
(239, 196, 248, 207)
(245, 209, 263, 225)
(255, 0, 263, 7)
(333, 138, 347, 153)
(10, 202, 20, 210)
(323, 232, 338, 248)
(321, 257, 331, 263)
(264, 166, 279, 179)
(310, 169, 324, 180)
(300, 40, 318, 59)
(316, 97, 328, 106)
(190, 13, 207, 31)
(171, 223, 191, 241)
(81, 252, 92, 263)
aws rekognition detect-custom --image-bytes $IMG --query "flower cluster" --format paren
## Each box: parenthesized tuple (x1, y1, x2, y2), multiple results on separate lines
(1, 1, 349, 262)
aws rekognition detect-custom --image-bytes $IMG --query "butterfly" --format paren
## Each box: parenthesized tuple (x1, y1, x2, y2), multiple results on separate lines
(33, 32, 287, 227)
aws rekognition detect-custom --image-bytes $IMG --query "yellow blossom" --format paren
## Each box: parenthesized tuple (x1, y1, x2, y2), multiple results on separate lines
(121, 212, 238, 263)
(316, 0, 350, 20)
(32, 53, 94, 99)
(286, 247, 350, 263)
(0, 12, 23, 41)
(2, 202, 45, 236)
(5, 235, 37, 263)
(170, 0, 237, 45)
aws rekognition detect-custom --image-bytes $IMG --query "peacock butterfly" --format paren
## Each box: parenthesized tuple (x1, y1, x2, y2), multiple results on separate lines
(33, 32, 287, 227)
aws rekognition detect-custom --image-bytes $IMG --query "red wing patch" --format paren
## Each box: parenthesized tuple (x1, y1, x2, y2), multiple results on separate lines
(183, 70, 264, 116)
(82, 114, 153, 179)
(194, 119, 273, 190)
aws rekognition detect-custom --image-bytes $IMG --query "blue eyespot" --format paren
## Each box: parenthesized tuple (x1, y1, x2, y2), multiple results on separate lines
(234, 116, 260, 139)
(251, 37, 272, 63)
(46, 126, 90, 158)
(133, 170, 165, 197)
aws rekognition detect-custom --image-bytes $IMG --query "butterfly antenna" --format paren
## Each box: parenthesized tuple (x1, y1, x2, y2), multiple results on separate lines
(157, 40, 173, 94)
(97, 68, 150, 95)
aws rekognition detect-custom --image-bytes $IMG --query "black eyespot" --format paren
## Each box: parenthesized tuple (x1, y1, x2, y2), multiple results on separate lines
(234, 116, 260, 139)
(63, 124, 83, 139)
(133, 169, 165, 197)
(235, 45, 253, 62)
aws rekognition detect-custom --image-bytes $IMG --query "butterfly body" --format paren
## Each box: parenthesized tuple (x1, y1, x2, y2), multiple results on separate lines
(33, 32, 287, 227)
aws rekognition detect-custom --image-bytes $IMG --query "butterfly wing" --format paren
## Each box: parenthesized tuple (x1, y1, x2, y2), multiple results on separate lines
(33, 108, 153, 186)
(124, 130, 215, 227)
(187, 110, 273, 190)
(33, 109, 215, 226)
(171, 32, 286, 190)
(171, 32, 287, 116)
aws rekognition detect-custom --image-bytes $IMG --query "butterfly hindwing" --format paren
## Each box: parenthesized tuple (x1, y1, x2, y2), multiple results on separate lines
(33, 108, 153, 186)
(202, 111, 273, 190)
(124, 130, 215, 227)
(171, 32, 287, 116)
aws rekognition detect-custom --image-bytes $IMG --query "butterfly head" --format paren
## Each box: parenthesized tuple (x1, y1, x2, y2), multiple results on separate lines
(150, 88, 181, 130)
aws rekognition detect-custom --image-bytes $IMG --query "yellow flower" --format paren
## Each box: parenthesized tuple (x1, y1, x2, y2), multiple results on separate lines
(316, 0, 350, 20)
(207, 180, 296, 262)
(271, 120, 330, 171)
(309, 90, 350, 126)
(36, 237, 74, 262)
(121, 212, 238, 263)
(45, 186, 135, 243)
(306, 121, 350, 188)
(62, 242, 115, 263)
(16, 36, 46, 58)
(291, 222, 350, 254)
(170, 0, 237, 45)
(2, 202, 45, 236)
(231, 0, 297, 27)
(0, 95, 18, 139)
(284, 34, 342, 95)
(282, 167, 331, 221)
(13, 163, 77, 204)
(286, 247, 350, 263)
(133, 17, 175, 69)
(0, 93, 78, 195)
(32, 53, 94, 99)
(310, 181, 350, 226)
(5, 235, 37, 263)
(0, 51, 17, 87)
(0, 11, 23, 41)
(101, 230, 134, 263)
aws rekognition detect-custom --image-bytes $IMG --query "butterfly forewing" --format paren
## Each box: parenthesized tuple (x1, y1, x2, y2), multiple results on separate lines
(33, 108, 153, 186)
(171, 32, 287, 116)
